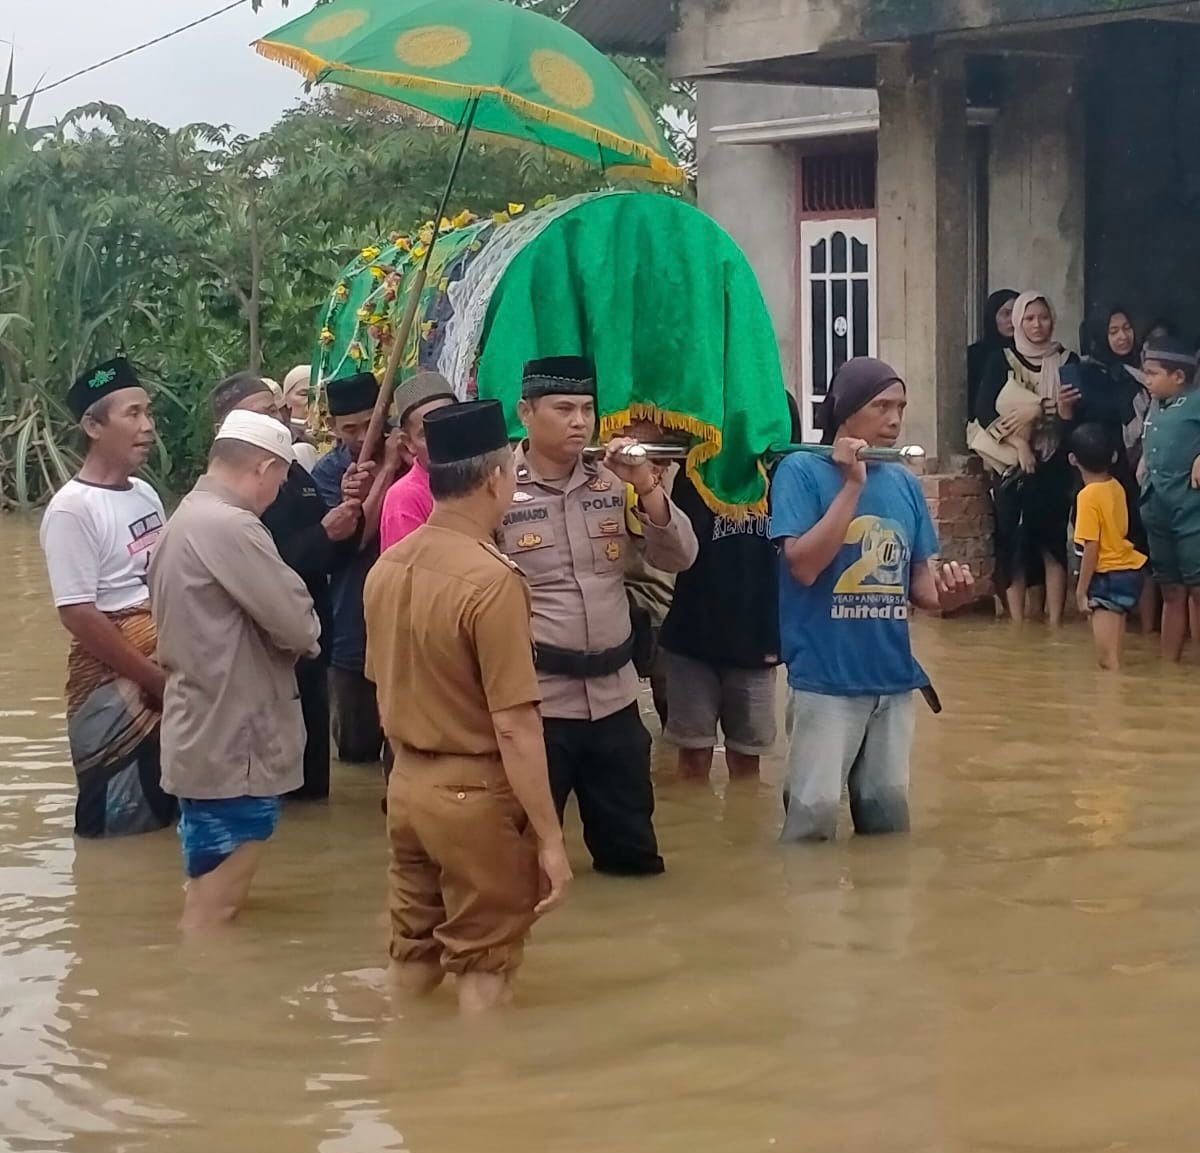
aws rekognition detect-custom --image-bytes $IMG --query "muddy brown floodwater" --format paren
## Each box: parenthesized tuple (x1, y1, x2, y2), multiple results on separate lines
(2, 515, 1200, 1152)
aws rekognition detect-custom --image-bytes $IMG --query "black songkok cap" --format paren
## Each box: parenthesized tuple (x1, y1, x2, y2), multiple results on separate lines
(425, 400, 509, 465)
(326, 371, 379, 417)
(1143, 336, 1198, 368)
(67, 357, 142, 420)
(521, 356, 596, 400)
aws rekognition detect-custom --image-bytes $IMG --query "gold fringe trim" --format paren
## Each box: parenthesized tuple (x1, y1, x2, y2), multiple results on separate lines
(253, 39, 686, 186)
(598, 404, 769, 518)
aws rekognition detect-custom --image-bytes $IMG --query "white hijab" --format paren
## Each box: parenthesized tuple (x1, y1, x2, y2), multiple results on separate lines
(1011, 291, 1064, 402)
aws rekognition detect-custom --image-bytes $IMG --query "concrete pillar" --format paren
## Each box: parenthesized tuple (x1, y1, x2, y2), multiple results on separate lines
(875, 45, 969, 467)
(988, 57, 1085, 355)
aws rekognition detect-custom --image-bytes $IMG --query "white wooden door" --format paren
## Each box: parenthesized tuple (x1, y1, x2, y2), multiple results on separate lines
(799, 219, 878, 442)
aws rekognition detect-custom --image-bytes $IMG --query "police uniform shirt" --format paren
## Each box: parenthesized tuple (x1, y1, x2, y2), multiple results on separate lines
(363, 507, 541, 755)
(496, 443, 698, 722)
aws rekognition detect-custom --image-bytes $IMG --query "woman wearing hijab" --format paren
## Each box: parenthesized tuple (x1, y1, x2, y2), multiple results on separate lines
(1077, 306, 1156, 630)
(769, 357, 975, 842)
(968, 290, 1018, 422)
(976, 291, 1081, 625)
(1079, 307, 1149, 504)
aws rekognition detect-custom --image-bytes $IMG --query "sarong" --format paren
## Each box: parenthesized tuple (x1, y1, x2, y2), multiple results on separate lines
(177, 797, 282, 879)
(64, 606, 176, 838)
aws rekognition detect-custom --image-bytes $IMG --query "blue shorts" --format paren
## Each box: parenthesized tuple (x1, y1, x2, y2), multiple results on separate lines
(178, 797, 281, 879)
(1087, 567, 1146, 615)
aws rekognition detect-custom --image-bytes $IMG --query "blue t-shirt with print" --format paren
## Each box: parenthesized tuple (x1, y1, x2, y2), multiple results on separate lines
(769, 455, 939, 696)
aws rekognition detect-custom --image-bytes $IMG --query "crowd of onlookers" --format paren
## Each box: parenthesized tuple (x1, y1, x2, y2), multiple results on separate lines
(967, 290, 1200, 668)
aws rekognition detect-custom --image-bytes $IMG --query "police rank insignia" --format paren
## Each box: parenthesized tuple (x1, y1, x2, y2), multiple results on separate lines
(599, 518, 621, 536)
(605, 540, 622, 562)
(586, 477, 612, 492)
(517, 533, 543, 549)
(512, 491, 533, 503)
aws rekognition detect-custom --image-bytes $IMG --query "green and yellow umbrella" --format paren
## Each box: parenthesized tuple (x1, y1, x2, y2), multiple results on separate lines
(255, 0, 685, 460)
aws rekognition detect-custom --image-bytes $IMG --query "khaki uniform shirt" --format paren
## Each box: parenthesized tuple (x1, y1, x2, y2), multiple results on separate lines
(150, 477, 321, 800)
(496, 445, 698, 721)
(364, 507, 542, 755)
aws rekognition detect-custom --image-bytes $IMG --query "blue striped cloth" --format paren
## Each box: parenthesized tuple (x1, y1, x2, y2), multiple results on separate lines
(178, 797, 281, 879)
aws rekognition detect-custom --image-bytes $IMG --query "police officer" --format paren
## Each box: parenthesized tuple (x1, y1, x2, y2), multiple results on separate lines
(497, 357, 699, 876)
(363, 400, 570, 1014)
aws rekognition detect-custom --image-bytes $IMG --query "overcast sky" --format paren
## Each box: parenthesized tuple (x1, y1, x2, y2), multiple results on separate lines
(6, 0, 308, 134)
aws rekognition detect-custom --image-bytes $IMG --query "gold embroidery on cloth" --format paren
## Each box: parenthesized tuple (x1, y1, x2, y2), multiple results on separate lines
(394, 26, 472, 69)
(304, 9, 369, 44)
(530, 50, 594, 110)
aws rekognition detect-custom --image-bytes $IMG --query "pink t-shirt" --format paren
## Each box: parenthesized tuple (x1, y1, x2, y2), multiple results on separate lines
(380, 460, 434, 552)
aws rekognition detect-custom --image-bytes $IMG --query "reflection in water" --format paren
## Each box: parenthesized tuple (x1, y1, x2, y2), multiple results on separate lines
(2, 516, 1199, 1151)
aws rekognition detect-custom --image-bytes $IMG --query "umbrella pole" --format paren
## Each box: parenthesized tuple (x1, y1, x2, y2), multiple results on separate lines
(357, 97, 481, 467)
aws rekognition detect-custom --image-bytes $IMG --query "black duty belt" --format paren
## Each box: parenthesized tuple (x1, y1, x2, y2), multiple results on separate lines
(534, 635, 635, 679)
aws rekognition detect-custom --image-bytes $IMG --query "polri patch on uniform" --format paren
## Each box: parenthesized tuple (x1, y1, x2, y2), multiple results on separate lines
(599, 518, 621, 536)
(605, 540, 622, 562)
(517, 533, 544, 549)
(586, 477, 612, 492)
(512, 491, 533, 503)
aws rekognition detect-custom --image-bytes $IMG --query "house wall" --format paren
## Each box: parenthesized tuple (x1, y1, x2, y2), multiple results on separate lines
(673, 0, 1178, 77)
(987, 56, 1087, 355)
(697, 82, 878, 397)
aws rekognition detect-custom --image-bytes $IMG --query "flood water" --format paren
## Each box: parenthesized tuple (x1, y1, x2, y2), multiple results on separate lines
(2, 515, 1199, 1151)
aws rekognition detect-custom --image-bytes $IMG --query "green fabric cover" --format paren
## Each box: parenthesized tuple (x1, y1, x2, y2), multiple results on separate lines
(474, 194, 791, 513)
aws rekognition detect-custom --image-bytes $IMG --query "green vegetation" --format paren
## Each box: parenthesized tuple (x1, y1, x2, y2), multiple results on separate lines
(0, 43, 692, 506)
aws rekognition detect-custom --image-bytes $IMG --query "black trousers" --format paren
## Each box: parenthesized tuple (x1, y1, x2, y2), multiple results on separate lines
(290, 657, 331, 800)
(328, 666, 384, 764)
(543, 703, 664, 876)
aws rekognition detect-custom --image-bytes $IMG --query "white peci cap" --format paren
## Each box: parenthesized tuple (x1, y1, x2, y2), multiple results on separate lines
(283, 364, 311, 394)
(214, 409, 295, 463)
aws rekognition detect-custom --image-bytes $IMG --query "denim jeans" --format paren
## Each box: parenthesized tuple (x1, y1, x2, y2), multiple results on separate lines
(781, 689, 915, 842)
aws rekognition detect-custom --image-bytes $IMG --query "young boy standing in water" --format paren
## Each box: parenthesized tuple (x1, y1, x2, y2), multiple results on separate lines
(1070, 423, 1147, 670)
(1138, 337, 1200, 661)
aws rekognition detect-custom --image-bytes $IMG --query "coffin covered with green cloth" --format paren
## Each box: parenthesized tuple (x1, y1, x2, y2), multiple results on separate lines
(314, 191, 791, 515)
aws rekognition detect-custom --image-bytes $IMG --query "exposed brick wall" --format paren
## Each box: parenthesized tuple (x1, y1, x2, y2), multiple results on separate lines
(916, 456, 995, 603)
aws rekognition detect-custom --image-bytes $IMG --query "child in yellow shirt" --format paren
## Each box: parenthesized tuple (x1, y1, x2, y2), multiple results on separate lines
(1070, 423, 1148, 669)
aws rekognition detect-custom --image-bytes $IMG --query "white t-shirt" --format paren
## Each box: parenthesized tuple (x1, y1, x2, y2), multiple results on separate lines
(39, 478, 166, 613)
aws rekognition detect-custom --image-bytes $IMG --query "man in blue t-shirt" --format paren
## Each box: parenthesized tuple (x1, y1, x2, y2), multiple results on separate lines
(770, 358, 975, 842)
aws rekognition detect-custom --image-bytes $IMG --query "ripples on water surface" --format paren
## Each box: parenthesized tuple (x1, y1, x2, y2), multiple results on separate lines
(1, 516, 1198, 1151)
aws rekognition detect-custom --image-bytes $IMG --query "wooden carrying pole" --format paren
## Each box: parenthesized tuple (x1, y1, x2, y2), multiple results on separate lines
(356, 98, 480, 466)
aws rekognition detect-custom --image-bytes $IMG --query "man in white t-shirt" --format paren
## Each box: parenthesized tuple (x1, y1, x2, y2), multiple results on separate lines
(39, 357, 177, 838)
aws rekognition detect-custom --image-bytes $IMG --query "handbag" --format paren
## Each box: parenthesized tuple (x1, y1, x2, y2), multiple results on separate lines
(967, 419, 1019, 473)
(968, 376, 1044, 474)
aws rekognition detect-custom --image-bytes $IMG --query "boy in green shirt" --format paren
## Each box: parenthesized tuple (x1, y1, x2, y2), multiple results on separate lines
(1139, 336, 1200, 661)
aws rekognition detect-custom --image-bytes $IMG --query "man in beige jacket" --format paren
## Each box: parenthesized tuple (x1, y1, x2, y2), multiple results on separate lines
(150, 410, 321, 931)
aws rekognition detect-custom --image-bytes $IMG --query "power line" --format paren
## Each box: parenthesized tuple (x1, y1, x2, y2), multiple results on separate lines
(17, 0, 250, 101)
